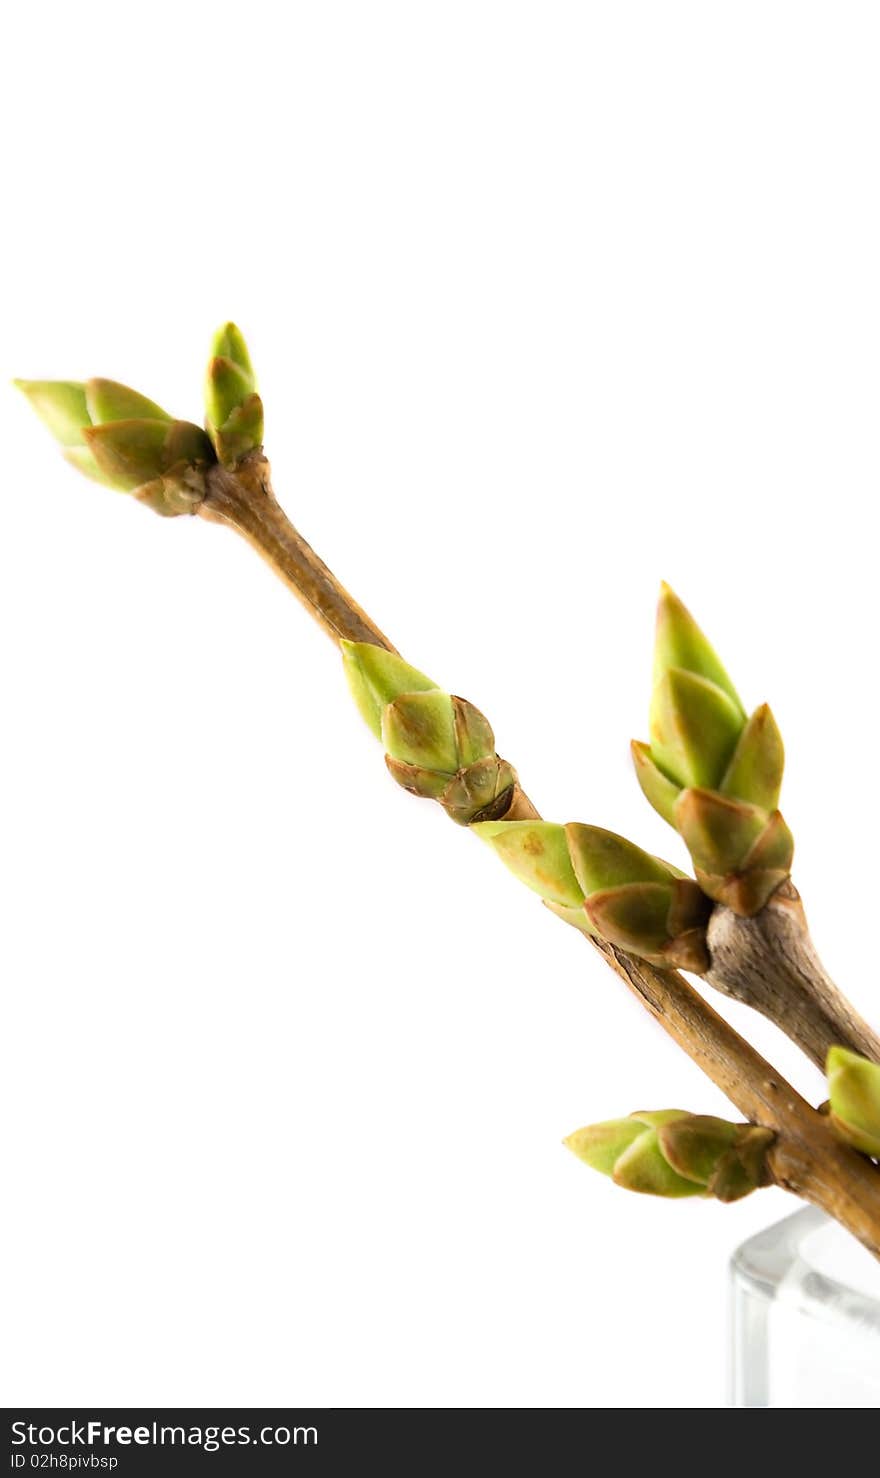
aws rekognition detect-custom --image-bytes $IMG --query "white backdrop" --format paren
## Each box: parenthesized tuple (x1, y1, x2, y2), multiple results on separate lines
(3, 2, 879, 1409)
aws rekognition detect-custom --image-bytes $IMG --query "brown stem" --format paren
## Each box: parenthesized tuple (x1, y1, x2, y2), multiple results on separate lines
(197, 454, 880, 1258)
(591, 940, 880, 1258)
(201, 456, 395, 649)
(705, 884, 880, 1071)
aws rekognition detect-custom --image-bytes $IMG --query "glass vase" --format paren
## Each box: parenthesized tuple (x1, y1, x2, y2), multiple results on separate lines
(730, 1206, 880, 1406)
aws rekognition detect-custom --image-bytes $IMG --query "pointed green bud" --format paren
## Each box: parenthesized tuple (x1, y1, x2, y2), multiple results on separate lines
(341, 641, 438, 740)
(382, 690, 461, 773)
(637, 590, 793, 914)
(566, 1110, 773, 1201)
(383, 693, 496, 782)
(478, 818, 711, 966)
(17, 373, 215, 505)
(654, 584, 744, 714)
(473, 820, 584, 908)
(827, 1047, 880, 1158)
(613, 1126, 705, 1197)
(452, 698, 496, 768)
(650, 668, 744, 790)
(342, 645, 514, 825)
(382, 692, 512, 824)
(564, 1118, 647, 1176)
(204, 325, 260, 465)
(566, 1112, 702, 1198)
(15, 379, 90, 446)
(205, 356, 254, 431)
(564, 824, 710, 969)
(734, 811, 795, 902)
(720, 704, 785, 810)
(209, 322, 256, 388)
(631, 740, 682, 827)
(564, 824, 673, 895)
(84, 379, 171, 425)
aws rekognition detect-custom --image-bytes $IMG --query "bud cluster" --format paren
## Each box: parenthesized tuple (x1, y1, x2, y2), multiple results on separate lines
(203, 323, 264, 466)
(633, 585, 794, 915)
(16, 322, 265, 514)
(474, 820, 712, 971)
(15, 377, 214, 516)
(565, 1110, 774, 1201)
(342, 642, 517, 824)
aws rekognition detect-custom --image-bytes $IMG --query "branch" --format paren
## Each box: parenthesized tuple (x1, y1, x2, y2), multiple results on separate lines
(706, 885, 880, 1069)
(595, 940, 880, 1258)
(198, 453, 880, 1258)
(200, 456, 394, 649)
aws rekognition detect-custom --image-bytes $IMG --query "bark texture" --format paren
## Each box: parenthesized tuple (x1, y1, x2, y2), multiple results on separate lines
(706, 884, 880, 1070)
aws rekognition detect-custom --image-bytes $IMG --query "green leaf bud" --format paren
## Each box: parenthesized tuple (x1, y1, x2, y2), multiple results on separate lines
(340, 641, 438, 740)
(204, 324, 260, 465)
(566, 1112, 703, 1198)
(720, 704, 785, 811)
(382, 692, 514, 824)
(17, 369, 215, 510)
(205, 356, 254, 432)
(14, 379, 90, 446)
(630, 740, 682, 827)
(566, 1109, 773, 1201)
(452, 698, 496, 769)
(653, 583, 744, 713)
(479, 819, 711, 966)
(209, 322, 256, 387)
(565, 824, 710, 969)
(827, 1047, 880, 1158)
(563, 1117, 646, 1175)
(474, 820, 585, 908)
(650, 668, 743, 790)
(382, 690, 461, 773)
(84, 379, 171, 425)
(564, 824, 673, 895)
(634, 586, 793, 916)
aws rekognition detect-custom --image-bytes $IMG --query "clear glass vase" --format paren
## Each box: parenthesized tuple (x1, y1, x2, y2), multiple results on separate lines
(731, 1206, 880, 1406)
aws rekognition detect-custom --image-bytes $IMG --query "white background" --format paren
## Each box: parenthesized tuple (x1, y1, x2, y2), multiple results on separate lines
(2, 2, 879, 1410)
